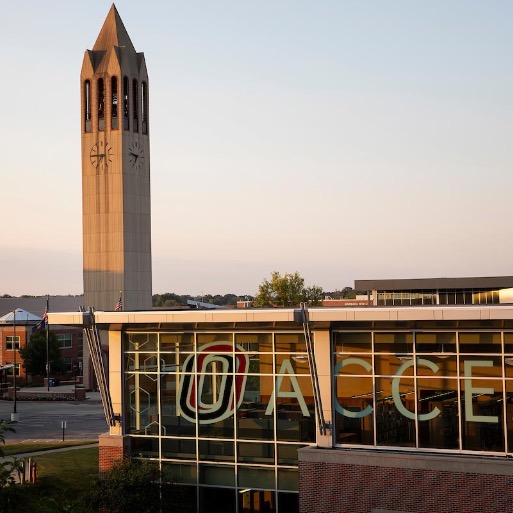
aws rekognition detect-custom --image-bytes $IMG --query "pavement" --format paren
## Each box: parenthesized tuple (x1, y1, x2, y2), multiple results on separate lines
(0, 385, 108, 442)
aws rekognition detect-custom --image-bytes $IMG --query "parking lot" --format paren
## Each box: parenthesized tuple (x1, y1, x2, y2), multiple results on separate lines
(0, 388, 108, 442)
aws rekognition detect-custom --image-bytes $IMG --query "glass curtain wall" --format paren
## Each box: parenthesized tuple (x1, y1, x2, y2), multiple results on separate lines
(334, 331, 513, 454)
(123, 331, 315, 513)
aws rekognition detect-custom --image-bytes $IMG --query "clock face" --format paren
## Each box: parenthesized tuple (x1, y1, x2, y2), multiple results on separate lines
(128, 141, 144, 171)
(90, 141, 113, 171)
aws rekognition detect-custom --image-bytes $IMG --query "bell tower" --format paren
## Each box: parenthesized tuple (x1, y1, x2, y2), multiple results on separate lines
(81, 4, 152, 311)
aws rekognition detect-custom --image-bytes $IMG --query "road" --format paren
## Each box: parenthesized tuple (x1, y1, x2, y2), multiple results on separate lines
(0, 392, 108, 442)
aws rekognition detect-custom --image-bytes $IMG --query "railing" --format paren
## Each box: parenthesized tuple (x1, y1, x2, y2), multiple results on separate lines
(83, 308, 116, 427)
(300, 303, 331, 436)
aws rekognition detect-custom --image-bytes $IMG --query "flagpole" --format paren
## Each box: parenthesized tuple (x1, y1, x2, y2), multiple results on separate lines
(12, 310, 18, 421)
(46, 296, 50, 392)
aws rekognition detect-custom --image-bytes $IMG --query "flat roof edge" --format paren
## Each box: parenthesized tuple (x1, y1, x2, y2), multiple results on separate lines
(48, 305, 513, 327)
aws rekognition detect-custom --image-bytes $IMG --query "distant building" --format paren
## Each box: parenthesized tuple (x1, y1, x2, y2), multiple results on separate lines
(0, 298, 84, 384)
(356, 275, 513, 306)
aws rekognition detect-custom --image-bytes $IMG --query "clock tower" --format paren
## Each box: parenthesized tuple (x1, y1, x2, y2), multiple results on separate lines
(81, 4, 152, 311)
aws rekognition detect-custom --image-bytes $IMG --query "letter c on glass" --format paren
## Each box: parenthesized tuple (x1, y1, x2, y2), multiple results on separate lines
(334, 358, 373, 418)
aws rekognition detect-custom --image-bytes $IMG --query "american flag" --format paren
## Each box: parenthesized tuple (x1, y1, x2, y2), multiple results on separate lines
(33, 296, 49, 332)
(115, 292, 123, 311)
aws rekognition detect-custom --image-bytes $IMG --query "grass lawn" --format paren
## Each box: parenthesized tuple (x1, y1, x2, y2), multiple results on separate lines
(3, 446, 99, 512)
(34, 446, 99, 493)
(3, 440, 97, 456)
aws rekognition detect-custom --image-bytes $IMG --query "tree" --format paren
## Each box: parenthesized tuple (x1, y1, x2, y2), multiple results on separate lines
(83, 459, 193, 513)
(19, 332, 65, 377)
(253, 271, 324, 307)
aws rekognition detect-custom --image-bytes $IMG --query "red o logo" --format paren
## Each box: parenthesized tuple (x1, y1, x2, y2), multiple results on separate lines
(179, 343, 249, 424)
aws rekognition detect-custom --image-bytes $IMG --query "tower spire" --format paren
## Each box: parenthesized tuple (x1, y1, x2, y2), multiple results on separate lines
(92, 4, 136, 53)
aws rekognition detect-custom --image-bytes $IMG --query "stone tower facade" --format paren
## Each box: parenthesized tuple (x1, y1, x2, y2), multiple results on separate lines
(81, 4, 152, 311)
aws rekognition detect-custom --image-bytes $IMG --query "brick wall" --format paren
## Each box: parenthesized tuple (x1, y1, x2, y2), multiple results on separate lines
(299, 448, 513, 513)
(98, 433, 129, 472)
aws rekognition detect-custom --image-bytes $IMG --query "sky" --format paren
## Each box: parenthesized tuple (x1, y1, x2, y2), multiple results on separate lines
(0, 1, 512, 296)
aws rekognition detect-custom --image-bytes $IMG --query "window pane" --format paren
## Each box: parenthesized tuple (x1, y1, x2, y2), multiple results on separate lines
(161, 374, 196, 437)
(277, 469, 298, 491)
(334, 376, 373, 445)
(277, 444, 306, 465)
(130, 436, 158, 458)
(461, 379, 504, 452)
(235, 333, 272, 353)
(125, 333, 157, 351)
(506, 380, 513, 453)
(416, 355, 457, 377)
(459, 356, 502, 378)
(415, 332, 456, 353)
(162, 462, 197, 484)
(199, 487, 236, 513)
(237, 374, 274, 441)
(162, 438, 196, 460)
(238, 467, 275, 489)
(274, 333, 306, 353)
(459, 332, 501, 353)
(275, 354, 309, 374)
(237, 442, 274, 464)
(160, 333, 194, 352)
(335, 355, 372, 376)
(278, 492, 298, 513)
(238, 490, 275, 513)
(376, 377, 416, 447)
(199, 440, 234, 462)
(375, 353, 413, 376)
(334, 332, 372, 353)
(417, 378, 459, 449)
(199, 464, 235, 486)
(275, 376, 315, 442)
(124, 374, 158, 435)
(505, 333, 513, 354)
(374, 332, 413, 353)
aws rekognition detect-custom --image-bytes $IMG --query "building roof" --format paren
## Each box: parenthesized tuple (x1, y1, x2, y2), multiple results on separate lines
(355, 276, 513, 292)
(0, 308, 41, 324)
(92, 3, 136, 54)
(0, 296, 84, 319)
(49, 303, 513, 329)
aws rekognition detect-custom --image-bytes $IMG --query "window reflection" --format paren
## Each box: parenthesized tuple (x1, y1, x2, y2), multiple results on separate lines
(334, 330, 513, 455)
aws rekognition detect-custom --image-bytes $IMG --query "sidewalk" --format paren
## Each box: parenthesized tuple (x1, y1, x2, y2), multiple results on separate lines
(1, 442, 99, 461)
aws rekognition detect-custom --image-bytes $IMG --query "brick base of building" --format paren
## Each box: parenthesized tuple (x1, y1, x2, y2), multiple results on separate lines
(98, 433, 129, 472)
(299, 447, 513, 513)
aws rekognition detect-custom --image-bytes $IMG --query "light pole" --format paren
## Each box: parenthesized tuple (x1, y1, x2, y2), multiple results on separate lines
(11, 310, 18, 422)
(73, 361, 79, 400)
(46, 317, 50, 392)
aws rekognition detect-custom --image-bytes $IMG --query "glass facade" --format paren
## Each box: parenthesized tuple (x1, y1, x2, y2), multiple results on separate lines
(123, 331, 313, 513)
(334, 330, 513, 454)
(119, 323, 513, 513)
(376, 289, 504, 306)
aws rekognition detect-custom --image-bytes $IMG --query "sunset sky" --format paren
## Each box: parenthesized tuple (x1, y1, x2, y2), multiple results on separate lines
(0, 1, 511, 296)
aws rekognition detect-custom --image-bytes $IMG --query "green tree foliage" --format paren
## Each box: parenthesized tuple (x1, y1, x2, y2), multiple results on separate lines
(324, 287, 367, 299)
(19, 332, 65, 377)
(0, 419, 23, 511)
(253, 271, 324, 307)
(83, 459, 193, 513)
(153, 292, 246, 308)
